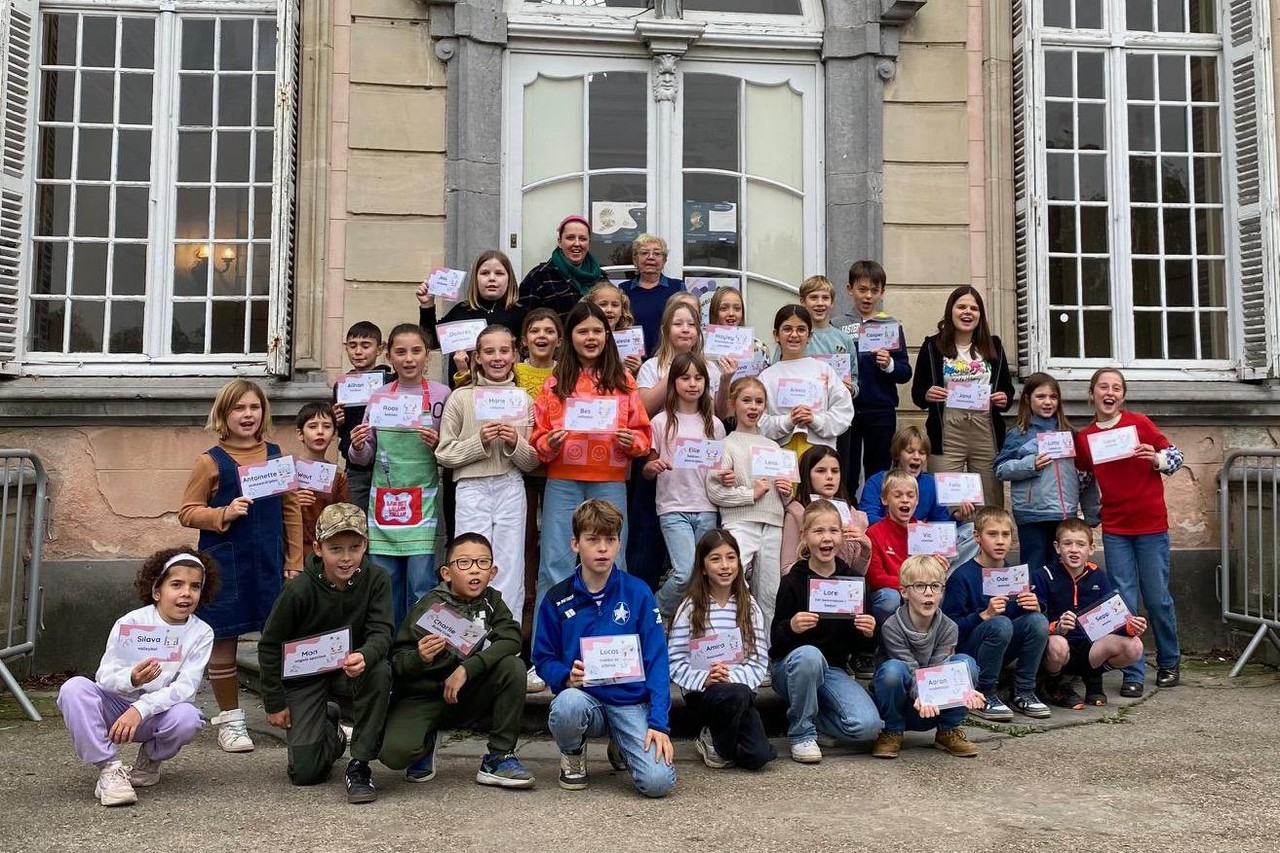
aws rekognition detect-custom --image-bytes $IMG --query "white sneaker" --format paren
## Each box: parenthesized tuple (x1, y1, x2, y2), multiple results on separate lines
(695, 728, 732, 769)
(127, 744, 162, 787)
(790, 739, 822, 764)
(526, 666, 547, 693)
(760, 672, 772, 689)
(212, 708, 255, 753)
(95, 762, 138, 807)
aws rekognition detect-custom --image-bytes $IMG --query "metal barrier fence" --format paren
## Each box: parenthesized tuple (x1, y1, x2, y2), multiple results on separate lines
(0, 451, 47, 720)
(1219, 450, 1280, 676)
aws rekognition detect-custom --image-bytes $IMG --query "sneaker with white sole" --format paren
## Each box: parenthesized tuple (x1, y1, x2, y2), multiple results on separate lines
(558, 750, 589, 790)
(476, 753, 536, 789)
(971, 695, 1015, 723)
(790, 739, 822, 764)
(212, 708, 255, 753)
(1011, 691, 1052, 719)
(95, 762, 137, 807)
(526, 666, 547, 694)
(127, 743, 162, 787)
(695, 728, 731, 769)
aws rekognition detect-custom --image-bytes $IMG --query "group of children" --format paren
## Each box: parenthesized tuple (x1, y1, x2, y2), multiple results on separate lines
(58, 249, 1186, 807)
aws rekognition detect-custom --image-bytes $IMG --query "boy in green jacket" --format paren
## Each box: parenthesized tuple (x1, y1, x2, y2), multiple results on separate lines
(258, 503, 393, 804)
(379, 532, 534, 788)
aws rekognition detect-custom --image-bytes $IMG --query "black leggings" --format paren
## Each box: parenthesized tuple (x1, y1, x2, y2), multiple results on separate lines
(684, 683, 776, 770)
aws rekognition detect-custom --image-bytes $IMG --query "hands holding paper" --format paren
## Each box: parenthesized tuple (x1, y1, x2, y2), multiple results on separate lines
(991, 392, 1008, 409)
(545, 429, 568, 453)
(875, 348, 892, 370)
(481, 421, 519, 449)
(1056, 611, 1078, 634)
(1134, 442, 1160, 468)
(914, 688, 986, 718)
(130, 657, 163, 687)
(790, 611, 820, 634)
(1126, 615, 1148, 636)
(1013, 591, 1040, 612)
(1033, 453, 1052, 471)
(643, 457, 672, 479)
(417, 426, 440, 449)
(981, 595, 1008, 620)
(223, 496, 253, 523)
(416, 633, 448, 664)
(350, 423, 373, 452)
(109, 707, 144, 744)
(853, 614, 876, 638)
(615, 427, 636, 452)
(790, 405, 815, 427)
(925, 385, 948, 403)
(567, 659, 586, 689)
(775, 477, 793, 500)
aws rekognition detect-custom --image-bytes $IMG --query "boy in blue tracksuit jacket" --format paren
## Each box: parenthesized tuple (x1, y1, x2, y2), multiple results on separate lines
(1032, 518, 1146, 709)
(533, 499, 674, 799)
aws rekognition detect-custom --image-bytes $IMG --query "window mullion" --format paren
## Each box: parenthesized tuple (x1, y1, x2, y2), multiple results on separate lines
(1108, 42, 1135, 366)
(146, 9, 178, 360)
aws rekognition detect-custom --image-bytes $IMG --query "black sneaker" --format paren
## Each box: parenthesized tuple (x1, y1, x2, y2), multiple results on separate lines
(851, 654, 876, 680)
(558, 750, 588, 791)
(1119, 681, 1144, 698)
(344, 759, 377, 804)
(1155, 665, 1180, 688)
(405, 731, 438, 782)
(606, 739, 627, 771)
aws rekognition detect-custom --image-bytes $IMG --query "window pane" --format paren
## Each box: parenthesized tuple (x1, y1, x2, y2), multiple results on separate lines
(685, 74, 739, 171)
(75, 186, 111, 237)
(589, 174, 646, 266)
(32, 243, 69, 295)
(1043, 2, 1071, 27)
(1200, 312, 1227, 359)
(1127, 0, 1154, 31)
(1077, 0, 1103, 28)
(684, 174, 739, 270)
(1047, 206, 1077, 253)
(39, 126, 73, 179)
(118, 130, 152, 181)
(30, 300, 66, 352)
(1048, 258, 1075, 304)
(179, 131, 212, 181)
(43, 14, 77, 66)
(115, 187, 149, 239)
(1156, 0, 1184, 31)
(42, 70, 75, 121)
(588, 72, 646, 170)
(1082, 310, 1113, 357)
(216, 132, 252, 182)
(113, 244, 147, 296)
(1166, 311, 1195, 357)
(1047, 152, 1074, 200)
(81, 17, 117, 68)
(72, 244, 107, 295)
(182, 20, 216, 71)
(684, 0, 801, 11)
(220, 20, 256, 72)
(77, 128, 113, 180)
(171, 302, 206, 353)
(35, 186, 71, 236)
(1046, 103, 1074, 149)
(180, 75, 214, 125)
(1078, 53, 1105, 99)
(1050, 310, 1080, 358)
(119, 74, 153, 124)
(1081, 257, 1110, 305)
(176, 188, 211, 239)
(80, 72, 116, 123)
(120, 18, 154, 69)
(1079, 154, 1107, 200)
(1133, 311, 1162, 357)
(1133, 259, 1161, 305)
(108, 300, 145, 353)
(745, 80, 803, 188)
(1079, 206, 1109, 253)
(219, 76, 253, 127)
(174, 245, 210, 297)
(210, 301, 247, 352)
(1128, 54, 1154, 100)
(68, 300, 105, 352)
(212, 245, 247, 296)
(215, 188, 250, 239)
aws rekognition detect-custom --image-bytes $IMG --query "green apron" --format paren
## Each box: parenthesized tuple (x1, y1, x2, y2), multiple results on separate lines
(368, 421, 439, 558)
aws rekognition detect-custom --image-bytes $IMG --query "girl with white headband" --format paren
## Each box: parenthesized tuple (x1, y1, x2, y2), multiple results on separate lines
(57, 548, 218, 808)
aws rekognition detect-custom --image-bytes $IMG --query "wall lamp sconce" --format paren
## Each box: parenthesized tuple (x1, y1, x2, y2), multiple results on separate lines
(191, 245, 236, 274)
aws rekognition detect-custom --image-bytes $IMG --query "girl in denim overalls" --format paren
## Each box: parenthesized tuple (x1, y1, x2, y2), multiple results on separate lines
(179, 379, 303, 753)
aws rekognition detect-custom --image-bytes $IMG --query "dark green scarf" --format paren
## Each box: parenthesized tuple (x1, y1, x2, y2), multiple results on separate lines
(550, 247, 604, 293)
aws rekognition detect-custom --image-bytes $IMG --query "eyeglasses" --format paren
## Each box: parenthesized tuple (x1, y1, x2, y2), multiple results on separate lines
(906, 582, 944, 593)
(448, 557, 493, 571)
(636, 250, 666, 258)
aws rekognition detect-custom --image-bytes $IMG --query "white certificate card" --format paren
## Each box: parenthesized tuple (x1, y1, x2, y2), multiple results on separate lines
(981, 564, 1031, 597)
(282, 627, 351, 679)
(367, 392, 427, 429)
(672, 438, 724, 470)
(613, 327, 646, 358)
(581, 634, 645, 687)
(775, 377, 824, 409)
(857, 322, 901, 352)
(934, 472, 984, 505)
(436, 319, 487, 354)
(914, 660, 977, 709)
(1087, 425, 1139, 464)
(237, 455, 298, 500)
(117, 623, 182, 662)
(473, 388, 529, 423)
(564, 397, 619, 432)
(295, 459, 338, 494)
(1037, 431, 1076, 459)
(335, 372, 385, 405)
(749, 446, 799, 480)
(688, 628, 744, 670)
(808, 576, 865, 618)
(945, 380, 992, 412)
(908, 522, 959, 557)
(415, 602, 487, 655)
(1078, 593, 1132, 641)
(426, 267, 466, 299)
(703, 325, 754, 358)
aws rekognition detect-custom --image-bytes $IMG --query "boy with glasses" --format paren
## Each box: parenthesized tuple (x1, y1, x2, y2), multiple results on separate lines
(379, 532, 535, 788)
(871, 555, 985, 759)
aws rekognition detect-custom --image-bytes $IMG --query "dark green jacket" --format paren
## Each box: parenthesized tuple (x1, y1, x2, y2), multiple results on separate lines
(390, 582, 522, 699)
(258, 553, 393, 714)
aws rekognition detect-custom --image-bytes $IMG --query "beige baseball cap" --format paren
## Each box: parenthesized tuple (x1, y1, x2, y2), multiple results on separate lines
(315, 502, 368, 542)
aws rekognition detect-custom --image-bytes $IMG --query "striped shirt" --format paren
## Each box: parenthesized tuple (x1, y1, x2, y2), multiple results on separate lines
(668, 594, 769, 693)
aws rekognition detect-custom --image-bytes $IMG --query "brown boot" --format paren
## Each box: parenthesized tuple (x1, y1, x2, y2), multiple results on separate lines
(871, 731, 903, 759)
(934, 727, 979, 757)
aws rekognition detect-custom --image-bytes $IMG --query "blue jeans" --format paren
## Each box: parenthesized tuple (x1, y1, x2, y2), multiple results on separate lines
(371, 553, 436, 630)
(870, 588, 902, 626)
(872, 654, 978, 733)
(957, 613, 1049, 694)
(537, 479, 629, 616)
(770, 646, 883, 745)
(1016, 520, 1060, 574)
(1102, 532, 1180, 680)
(547, 688, 675, 798)
(656, 511, 719, 616)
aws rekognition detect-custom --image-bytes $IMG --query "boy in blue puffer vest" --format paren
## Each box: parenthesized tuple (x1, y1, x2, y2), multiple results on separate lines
(533, 499, 675, 798)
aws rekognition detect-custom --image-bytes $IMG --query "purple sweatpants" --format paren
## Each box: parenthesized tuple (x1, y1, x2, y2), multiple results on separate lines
(57, 676, 203, 768)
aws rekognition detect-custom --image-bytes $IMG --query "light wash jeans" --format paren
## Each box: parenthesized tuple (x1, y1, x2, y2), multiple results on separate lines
(958, 612, 1049, 694)
(1102, 531, 1180, 681)
(871, 654, 978, 733)
(371, 552, 436, 630)
(536, 479, 629, 614)
(656, 510, 719, 617)
(548, 688, 676, 798)
(770, 645, 883, 745)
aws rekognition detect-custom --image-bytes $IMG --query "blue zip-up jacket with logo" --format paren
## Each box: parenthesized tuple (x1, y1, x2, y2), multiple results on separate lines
(1032, 558, 1128, 644)
(942, 557, 1037, 645)
(533, 565, 671, 732)
(994, 417, 1081, 525)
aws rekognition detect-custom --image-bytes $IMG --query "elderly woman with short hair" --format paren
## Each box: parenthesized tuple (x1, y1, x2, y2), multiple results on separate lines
(620, 234, 684, 354)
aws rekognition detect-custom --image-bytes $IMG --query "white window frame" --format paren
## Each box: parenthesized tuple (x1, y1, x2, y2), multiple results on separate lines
(1019, 0, 1276, 381)
(6, 0, 296, 378)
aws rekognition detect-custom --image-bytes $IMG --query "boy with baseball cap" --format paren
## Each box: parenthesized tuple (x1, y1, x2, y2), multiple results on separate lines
(258, 503, 394, 803)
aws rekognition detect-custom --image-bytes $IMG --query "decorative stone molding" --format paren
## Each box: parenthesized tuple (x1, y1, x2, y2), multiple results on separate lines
(634, 17, 706, 56)
(653, 54, 679, 102)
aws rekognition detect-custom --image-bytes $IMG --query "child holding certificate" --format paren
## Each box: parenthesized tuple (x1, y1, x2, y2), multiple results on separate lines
(942, 507, 1050, 722)
(708, 286, 770, 364)
(436, 325, 541, 628)
(258, 504, 393, 803)
(637, 298, 734, 417)
(759, 304, 854, 459)
(1075, 368, 1183, 697)
(533, 500, 675, 798)
(1034, 519, 1147, 709)
(994, 373, 1080, 575)
(531, 301, 652, 611)
(642, 352, 727, 616)
(347, 324, 441, 628)
(586, 281, 641, 374)
(332, 321, 393, 513)
(58, 549, 217, 807)
(910, 286, 1015, 509)
(770, 500, 882, 763)
(381, 532, 535, 789)
(668, 529, 776, 770)
(179, 379, 304, 754)
(706, 376, 792, 636)
(295, 402, 350, 545)
(780, 445, 872, 580)
(870, 556, 983, 759)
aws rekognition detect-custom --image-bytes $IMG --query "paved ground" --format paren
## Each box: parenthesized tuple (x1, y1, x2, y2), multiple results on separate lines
(2, 662, 1278, 853)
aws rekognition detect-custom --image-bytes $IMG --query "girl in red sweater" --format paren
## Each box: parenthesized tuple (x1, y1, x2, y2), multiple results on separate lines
(1074, 368, 1183, 698)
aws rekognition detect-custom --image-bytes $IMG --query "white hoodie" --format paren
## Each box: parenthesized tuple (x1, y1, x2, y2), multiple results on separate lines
(95, 605, 214, 720)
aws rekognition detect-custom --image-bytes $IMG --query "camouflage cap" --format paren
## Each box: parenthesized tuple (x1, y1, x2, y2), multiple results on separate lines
(315, 502, 368, 542)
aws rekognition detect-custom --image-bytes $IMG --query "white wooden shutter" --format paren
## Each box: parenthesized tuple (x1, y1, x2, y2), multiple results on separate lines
(1012, 0, 1042, 375)
(1226, 0, 1279, 379)
(266, 0, 300, 377)
(0, 0, 37, 375)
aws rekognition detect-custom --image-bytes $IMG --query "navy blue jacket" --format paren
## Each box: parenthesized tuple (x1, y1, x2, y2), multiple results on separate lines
(621, 275, 684, 354)
(837, 313, 912, 412)
(942, 557, 1037, 645)
(533, 565, 671, 732)
(1032, 559, 1124, 644)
